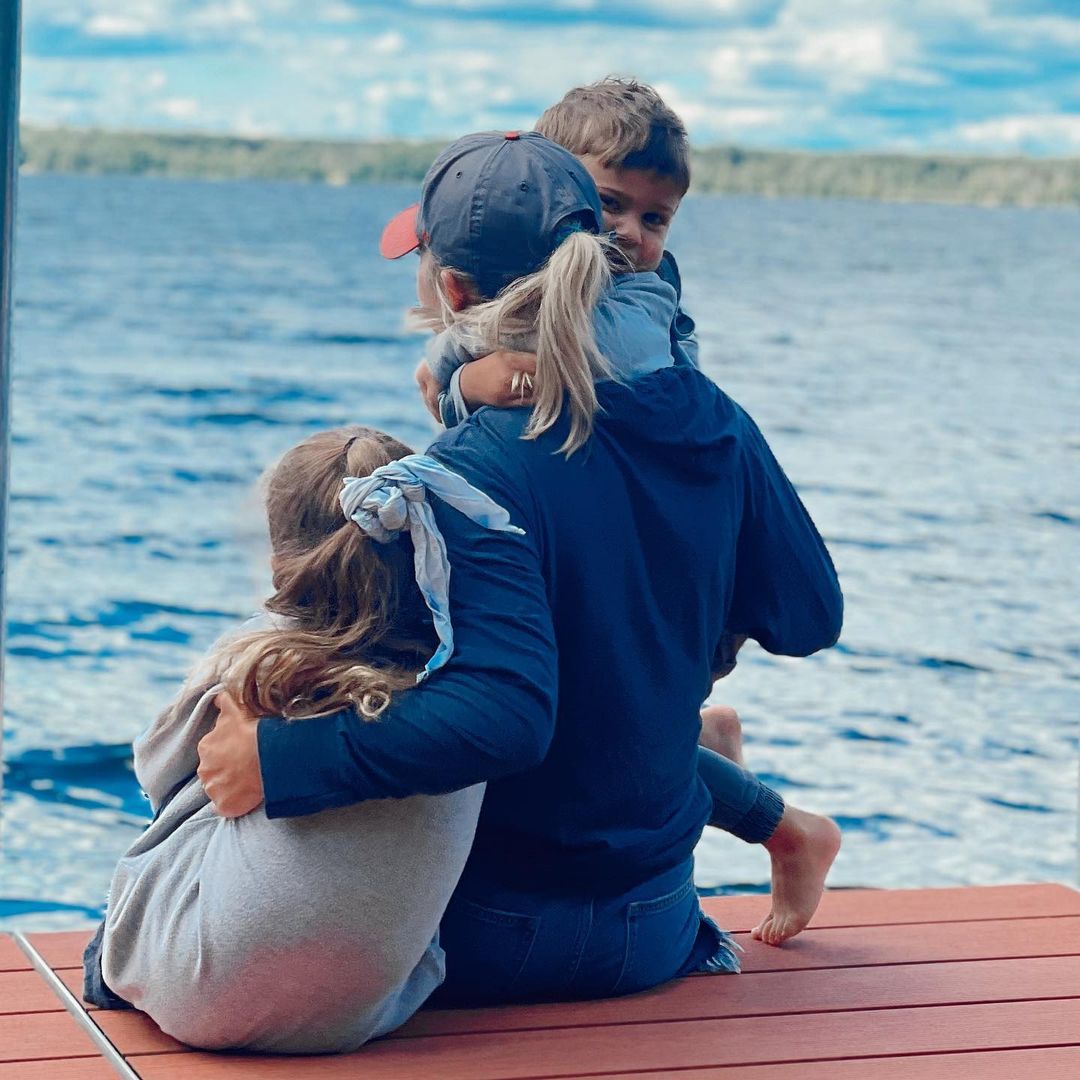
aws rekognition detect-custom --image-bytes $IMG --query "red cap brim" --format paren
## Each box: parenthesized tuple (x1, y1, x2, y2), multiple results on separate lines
(379, 203, 421, 259)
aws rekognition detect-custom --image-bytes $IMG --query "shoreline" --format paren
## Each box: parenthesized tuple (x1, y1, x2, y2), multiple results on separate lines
(18, 125, 1080, 209)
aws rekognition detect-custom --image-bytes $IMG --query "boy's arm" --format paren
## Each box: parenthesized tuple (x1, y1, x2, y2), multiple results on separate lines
(438, 365, 472, 427)
(728, 409, 843, 656)
(253, 432, 558, 818)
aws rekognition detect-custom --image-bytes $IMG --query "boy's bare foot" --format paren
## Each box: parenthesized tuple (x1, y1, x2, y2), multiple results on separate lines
(699, 705, 744, 766)
(752, 807, 842, 946)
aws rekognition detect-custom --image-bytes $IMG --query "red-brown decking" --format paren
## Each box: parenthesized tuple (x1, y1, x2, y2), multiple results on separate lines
(3, 884, 1078, 1079)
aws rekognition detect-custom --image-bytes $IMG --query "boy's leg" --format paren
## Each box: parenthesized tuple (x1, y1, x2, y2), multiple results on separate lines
(695, 743, 785, 843)
(753, 806, 842, 947)
(699, 704, 745, 765)
(694, 712, 842, 947)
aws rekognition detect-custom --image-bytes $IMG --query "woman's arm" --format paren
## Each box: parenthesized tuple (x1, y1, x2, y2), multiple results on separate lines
(198, 427, 559, 820)
(728, 409, 843, 656)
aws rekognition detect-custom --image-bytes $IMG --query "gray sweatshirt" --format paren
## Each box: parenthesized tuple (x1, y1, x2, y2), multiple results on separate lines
(99, 615, 484, 1052)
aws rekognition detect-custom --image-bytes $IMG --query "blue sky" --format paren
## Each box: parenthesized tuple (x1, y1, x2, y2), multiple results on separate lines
(19, 1, 1080, 154)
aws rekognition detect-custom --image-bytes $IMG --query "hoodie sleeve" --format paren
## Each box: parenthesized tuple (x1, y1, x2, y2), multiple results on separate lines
(656, 251, 700, 369)
(728, 409, 843, 656)
(438, 365, 473, 428)
(256, 429, 558, 817)
(425, 329, 473, 388)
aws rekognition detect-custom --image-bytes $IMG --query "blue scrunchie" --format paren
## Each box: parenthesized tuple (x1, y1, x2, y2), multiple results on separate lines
(339, 454, 525, 681)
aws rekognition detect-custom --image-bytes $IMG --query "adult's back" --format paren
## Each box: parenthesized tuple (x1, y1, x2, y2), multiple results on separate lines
(431, 364, 842, 895)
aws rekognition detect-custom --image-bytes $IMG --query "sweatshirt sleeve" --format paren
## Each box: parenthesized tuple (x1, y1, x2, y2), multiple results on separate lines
(438, 365, 473, 428)
(132, 613, 274, 811)
(257, 432, 558, 818)
(728, 409, 843, 656)
(425, 329, 472, 388)
(656, 251, 700, 369)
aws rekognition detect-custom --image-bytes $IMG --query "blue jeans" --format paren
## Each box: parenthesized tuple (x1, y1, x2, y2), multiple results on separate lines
(432, 857, 740, 1007)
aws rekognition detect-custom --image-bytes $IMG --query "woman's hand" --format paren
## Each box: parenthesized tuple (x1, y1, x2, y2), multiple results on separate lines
(197, 691, 265, 817)
(460, 351, 537, 410)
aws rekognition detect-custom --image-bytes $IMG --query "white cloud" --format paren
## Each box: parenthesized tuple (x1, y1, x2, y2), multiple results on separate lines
(796, 25, 893, 80)
(85, 14, 152, 37)
(952, 113, 1080, 154)
(156, 97, 200, 120)
(371, 31, 406, 55)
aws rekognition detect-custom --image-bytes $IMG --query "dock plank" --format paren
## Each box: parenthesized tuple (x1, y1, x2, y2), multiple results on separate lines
(0, 940, 28, 975)
(0, 1057, 119, 1079)
(0, 969, 74, 1014)
(128, 1000, 1080, 1079)
(397, 953, 1080, 1036)
(0, 1009, 106, 1064)
(701, 882, 1080, 931)
(600, 1046, 1080, 1080)
(728, 914, 1080, 971)
(24, 931, 92, 971)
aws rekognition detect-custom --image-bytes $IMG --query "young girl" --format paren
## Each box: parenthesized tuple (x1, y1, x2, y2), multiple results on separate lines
(85, 425, 525, 1051)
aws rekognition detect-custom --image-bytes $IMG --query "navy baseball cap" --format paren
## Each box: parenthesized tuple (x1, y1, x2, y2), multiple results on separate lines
(379, 131, 603, 300)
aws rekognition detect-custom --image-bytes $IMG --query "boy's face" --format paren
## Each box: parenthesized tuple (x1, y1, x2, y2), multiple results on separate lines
(579, 156, 683, 272)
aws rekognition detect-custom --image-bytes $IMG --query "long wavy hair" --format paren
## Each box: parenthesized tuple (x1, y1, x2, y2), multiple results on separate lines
(414, 229, 629, 456)
(210, 426, 432, 720)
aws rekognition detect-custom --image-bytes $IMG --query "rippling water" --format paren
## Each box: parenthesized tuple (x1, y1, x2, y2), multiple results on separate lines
(3, 174, 1077, 929)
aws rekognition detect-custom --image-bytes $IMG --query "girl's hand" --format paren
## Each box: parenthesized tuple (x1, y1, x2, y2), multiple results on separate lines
(197, 691, 265, 818)
(414, 359, 443, 422)
(460, 351, 537, 410)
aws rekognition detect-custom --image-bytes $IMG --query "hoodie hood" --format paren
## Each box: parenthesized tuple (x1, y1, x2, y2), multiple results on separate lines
(594, 364, 744, 479)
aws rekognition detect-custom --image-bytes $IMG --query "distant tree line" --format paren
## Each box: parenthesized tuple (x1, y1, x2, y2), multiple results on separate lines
(18, 125, 1080, 208)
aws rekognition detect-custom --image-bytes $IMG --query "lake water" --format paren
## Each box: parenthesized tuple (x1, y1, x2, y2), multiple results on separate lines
(2, 173, 1077, 929)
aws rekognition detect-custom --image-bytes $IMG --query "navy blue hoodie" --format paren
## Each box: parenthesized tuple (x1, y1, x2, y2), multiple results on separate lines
(258, 366, 842, 893)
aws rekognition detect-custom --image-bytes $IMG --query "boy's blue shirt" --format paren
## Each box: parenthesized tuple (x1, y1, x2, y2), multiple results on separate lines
(258, 365, 842, 892)
(656, 250, 699, 367)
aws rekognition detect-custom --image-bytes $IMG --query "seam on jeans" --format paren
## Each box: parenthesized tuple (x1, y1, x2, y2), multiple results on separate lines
(612, 874, 695, 994)
(455, 898, 542, 991)
(565, 898, 593, 988)
(627, 875, 695, 917)
(459, 898, 538, 928)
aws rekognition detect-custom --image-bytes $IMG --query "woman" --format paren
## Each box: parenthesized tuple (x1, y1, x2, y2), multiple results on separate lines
(201, 130, 843, 1008)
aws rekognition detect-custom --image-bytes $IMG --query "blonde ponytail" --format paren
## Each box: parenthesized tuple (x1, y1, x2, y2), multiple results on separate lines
(419, 230, 624, 456)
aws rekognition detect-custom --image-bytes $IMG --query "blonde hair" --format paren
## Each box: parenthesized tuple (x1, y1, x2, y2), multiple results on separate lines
(211, 427, 432, 720)
(536, 76, 690, 193)
(416, 229, 627, 455)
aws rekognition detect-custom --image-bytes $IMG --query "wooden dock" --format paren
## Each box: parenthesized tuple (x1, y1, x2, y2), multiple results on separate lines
(3, 883, 1078, 1078)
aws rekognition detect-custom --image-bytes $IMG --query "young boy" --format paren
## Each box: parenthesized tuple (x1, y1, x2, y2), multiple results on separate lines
(413, 77, 700, 425)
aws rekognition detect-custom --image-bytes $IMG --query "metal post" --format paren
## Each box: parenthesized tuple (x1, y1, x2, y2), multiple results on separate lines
(1, 1, 22, 746)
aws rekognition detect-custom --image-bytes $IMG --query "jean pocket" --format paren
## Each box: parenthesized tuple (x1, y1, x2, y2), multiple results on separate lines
(437, 896, 542, 1006)
(612, 874, 699, 997)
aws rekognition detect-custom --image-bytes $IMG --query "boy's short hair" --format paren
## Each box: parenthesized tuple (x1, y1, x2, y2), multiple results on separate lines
(536, 77, 690, 194)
